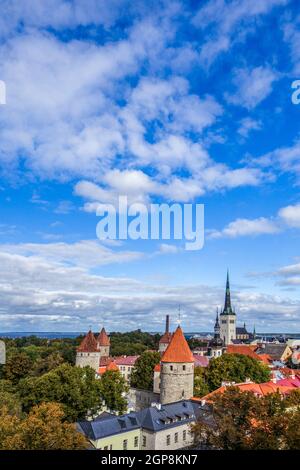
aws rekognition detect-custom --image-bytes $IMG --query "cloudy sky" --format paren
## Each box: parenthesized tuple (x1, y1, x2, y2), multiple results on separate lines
(0, 0, 300, 333)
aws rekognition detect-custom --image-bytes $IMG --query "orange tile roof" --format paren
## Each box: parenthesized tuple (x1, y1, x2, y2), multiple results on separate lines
(159, 332, 173, 344)
(226, 345, 265, 362)
(77, 330, 99, 353)
(257, 353, 272, 364)
(97, 327, 110, 346)
(195, 380, 295, 402)
(106, 361, 119, 372)
(154, 364, 161, 372)
(161, 326, 194, 363)
(98, 360, 119, 375)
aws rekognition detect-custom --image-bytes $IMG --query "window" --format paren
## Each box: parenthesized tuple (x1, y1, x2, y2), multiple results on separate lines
(134, 436, 138, 448)
(183, 365, 186, 371)
(142, 436, 146, 447)
(222, 320, 226, 324)
(170, 365, 173, 371)
(183, 430, 186, 441)
(230, 320, 235, 324)
(174, 433, 178, 443)
(166, 435, 171, 446)
(123, 439, 127, 450)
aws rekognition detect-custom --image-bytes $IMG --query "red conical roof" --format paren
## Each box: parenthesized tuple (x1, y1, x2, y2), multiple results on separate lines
(159, 332, 173, 344)
(97, 327, 110, 346)
(161, 326, 194, 363)
(77, 330, 99, 352)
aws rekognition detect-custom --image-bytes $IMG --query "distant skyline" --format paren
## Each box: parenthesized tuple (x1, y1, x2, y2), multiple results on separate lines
(0, 0, 300, 333)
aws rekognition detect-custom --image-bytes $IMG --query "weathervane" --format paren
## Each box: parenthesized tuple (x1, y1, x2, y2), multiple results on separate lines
(177, 304, 181, 326)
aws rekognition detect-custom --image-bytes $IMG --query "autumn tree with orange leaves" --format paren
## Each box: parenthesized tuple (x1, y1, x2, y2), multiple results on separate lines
(0, 402, 88, 450)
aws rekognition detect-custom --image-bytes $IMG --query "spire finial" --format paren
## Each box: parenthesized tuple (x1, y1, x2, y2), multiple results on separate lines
(177, 305, 181, 326)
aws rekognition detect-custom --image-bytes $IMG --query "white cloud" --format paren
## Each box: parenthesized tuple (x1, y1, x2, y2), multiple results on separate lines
(0, 240, 144, 268)
(238, 117, 262, 137)
(0, 247, 298, 331)
(194, 0, 288, 67)
(209, 217, 280, 239)
(254, 139, 300, 178)
(278, 202, 300, 227)
(225, 65, 279, 109)
(283, 14, 300, 74)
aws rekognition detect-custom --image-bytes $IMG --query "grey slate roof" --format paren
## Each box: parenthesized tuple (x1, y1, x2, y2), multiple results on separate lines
(255, 343, 288, 360)
(236, 327, 248, 335)
(78, 400, 210, 441)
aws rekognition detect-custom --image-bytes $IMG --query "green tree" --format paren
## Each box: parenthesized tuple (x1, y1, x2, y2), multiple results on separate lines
(100, 370, 128, 414)
(3, 352, 33, 384)
(0, 402, 88, 450)
(31, 352, 64, 376)
(130, 351, 161, 391)
(192, 387, 300, 450)
(205, 354, 270, 392)
(0, 391, 22, 416)
(194, 366, 209, 398)
(18, 363, 102, 421)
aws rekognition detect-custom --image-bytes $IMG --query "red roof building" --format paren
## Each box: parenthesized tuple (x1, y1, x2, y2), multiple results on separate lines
(77, 330, 99, 353)
(97, 327, 110, 346)
(226, 344, 268, 363)
(161, 326, 194, 363)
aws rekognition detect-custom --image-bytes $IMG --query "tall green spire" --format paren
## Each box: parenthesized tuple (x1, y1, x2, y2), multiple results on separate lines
(221, 270, 235, 315)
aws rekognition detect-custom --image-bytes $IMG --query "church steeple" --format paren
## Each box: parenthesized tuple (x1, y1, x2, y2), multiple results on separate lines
(221, 269, 235, 316)
(214, 308, 220, 337)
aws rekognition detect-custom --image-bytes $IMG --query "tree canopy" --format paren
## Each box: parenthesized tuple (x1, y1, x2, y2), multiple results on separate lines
(100, 370, 129, 414)
(130, 350, 161, 391)
(192, 387, 300, 450)
(18, 363, 103, 421)
(205, 353, 270, 392)
(0, 402, 88, 450)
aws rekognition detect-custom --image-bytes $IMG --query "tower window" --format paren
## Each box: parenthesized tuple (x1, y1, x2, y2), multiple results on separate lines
(166, 435, 171, 446)
(183, 365, 186, 371)
(170, 365, 173, 371)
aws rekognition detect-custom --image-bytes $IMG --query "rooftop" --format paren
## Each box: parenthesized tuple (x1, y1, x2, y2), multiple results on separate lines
(78, 400, 208, 441)
(77, 330, 99, 353)
(161, 326, 194, 363)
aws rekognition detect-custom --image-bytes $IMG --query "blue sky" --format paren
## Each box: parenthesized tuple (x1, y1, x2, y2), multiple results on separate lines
(0, 0, 300, 333)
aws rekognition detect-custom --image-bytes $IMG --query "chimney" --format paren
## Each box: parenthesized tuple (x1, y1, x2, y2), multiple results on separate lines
(166, 315, 170, 334)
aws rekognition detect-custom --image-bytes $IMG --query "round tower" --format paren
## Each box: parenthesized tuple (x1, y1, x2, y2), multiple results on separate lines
(160, 326, 194, 405)
(76, 330, 101, 372)
(96, 327, 110, 358)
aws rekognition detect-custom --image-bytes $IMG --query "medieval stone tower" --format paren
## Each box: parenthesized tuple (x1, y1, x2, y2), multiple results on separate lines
(219, 271, 236, 345)
(158, 315, 172, 353)
(96, 327, 110, 357)
(160, 326, 194, 405)
(75, 330, 101, 372)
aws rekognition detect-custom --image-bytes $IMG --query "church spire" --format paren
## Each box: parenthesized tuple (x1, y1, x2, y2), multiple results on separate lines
(214, 308, 220, 337)
(221, 270, 235, 315)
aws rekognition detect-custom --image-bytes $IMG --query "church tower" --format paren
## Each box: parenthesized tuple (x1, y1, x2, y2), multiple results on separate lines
(208, 309, 224, 357)
(96, 327, 110, 358)
(219, 271, 236, 345)
(159, 315, 172, 353)
(160, 326, 194, 405)
(75, 330, 101, 372)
